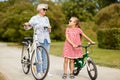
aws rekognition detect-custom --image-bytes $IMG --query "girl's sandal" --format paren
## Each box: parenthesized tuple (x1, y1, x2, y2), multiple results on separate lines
(69, 74, 75, 79)
(62, 74, 67, 79)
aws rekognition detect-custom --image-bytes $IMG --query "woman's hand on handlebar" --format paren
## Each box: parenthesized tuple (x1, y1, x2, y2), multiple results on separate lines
(23, 22, 30, 29)
(48, 26, 52, 32)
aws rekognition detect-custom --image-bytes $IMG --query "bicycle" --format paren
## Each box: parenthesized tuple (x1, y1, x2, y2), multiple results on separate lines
(21, 26, 50, 80)
(73, 43, 97, 80)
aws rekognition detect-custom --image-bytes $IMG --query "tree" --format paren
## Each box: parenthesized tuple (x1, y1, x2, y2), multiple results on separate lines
(0, 1, 35, 42)
(0, 0, 66, 42)
(95, 3, 120, 29)
(62, 0, 97, 22)
(95, 3, 120, 49)
(97, 0, 119, 9)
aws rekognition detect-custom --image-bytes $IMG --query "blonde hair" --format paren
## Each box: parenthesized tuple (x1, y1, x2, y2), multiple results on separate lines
(71, 17, 81, 28)
(71, 17, 82, 38)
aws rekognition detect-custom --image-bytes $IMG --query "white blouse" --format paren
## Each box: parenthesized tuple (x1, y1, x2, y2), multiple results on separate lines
(28, 14, 51, 43)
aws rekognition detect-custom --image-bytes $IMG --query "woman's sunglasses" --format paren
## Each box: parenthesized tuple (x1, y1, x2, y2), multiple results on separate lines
(43, 8, 48, 11)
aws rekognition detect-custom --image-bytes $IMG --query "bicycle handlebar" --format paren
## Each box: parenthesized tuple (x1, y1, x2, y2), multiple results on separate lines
(23, 24, 48, 30)
(77, 43, 95, 48)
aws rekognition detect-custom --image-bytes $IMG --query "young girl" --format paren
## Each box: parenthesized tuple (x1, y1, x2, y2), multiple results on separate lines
(62, 17, 95, 79)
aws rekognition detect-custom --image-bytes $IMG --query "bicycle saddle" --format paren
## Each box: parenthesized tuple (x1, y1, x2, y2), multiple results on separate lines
(24, 37, 33, 42)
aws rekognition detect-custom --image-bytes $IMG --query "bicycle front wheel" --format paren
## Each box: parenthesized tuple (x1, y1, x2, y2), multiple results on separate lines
(87, 60, 97, 80)
(21, 44, 30, 74)
(31, 46, 50, 80)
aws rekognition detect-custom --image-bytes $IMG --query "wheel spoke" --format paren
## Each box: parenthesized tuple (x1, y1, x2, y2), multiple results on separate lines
(31, 46, 49, 80)
(87, 60, 97, 80)
(21, 45, 30, 74)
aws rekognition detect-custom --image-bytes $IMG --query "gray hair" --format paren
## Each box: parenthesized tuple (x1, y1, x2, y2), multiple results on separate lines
(37, 4, 48, 11)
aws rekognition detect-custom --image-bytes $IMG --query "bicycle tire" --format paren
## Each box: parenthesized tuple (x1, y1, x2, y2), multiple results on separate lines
(73, 59, 81, 76)
(31, 46, 50, 80)
(87, 60, 97, 80)
(73, 67, 81, 76)
(21, 44, 30, 74)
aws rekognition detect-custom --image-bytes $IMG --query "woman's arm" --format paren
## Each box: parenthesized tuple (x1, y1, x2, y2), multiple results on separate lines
(24, 16, 35, 30)
(46, 17, 51, 32)
(66, 34, 77, 47)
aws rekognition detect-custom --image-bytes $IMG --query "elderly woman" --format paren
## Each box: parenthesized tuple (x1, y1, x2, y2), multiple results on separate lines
(24, 4, 51, 77)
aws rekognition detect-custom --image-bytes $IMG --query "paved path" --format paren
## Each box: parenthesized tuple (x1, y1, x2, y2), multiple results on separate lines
(0, 43, 120, 80)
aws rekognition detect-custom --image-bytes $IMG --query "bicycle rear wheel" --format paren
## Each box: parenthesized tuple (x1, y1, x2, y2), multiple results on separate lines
(21, 44, 30, 74)
(87, 60, 97, 80)
(31, 46, 49, 80)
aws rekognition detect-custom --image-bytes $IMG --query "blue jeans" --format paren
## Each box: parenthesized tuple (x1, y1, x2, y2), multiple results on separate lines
(36, 39, 50, 73)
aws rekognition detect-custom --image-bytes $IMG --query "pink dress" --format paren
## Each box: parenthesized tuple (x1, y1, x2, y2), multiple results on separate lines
(62, 27, 83, 59)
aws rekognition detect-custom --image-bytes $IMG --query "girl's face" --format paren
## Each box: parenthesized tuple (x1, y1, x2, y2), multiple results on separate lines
(39, 8, 48, 16)
(68, 18, 76, 27)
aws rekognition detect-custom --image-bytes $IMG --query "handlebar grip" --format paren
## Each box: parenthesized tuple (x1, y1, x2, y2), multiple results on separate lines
(23, 24, 31, 27)
(44, 27, 48, 30)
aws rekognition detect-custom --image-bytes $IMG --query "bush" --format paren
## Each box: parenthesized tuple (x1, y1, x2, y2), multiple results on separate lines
(94, 3, 120, 30)
(97, 28, 120, 50)
(0, 0, 66, 42)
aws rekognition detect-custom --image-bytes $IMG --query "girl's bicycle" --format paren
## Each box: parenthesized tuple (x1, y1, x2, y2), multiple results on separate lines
(73, 43, 97, 80)
(21, 26, 49, 80)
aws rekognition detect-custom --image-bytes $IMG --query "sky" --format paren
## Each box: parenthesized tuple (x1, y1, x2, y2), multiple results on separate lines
(0, 0, 8, 2)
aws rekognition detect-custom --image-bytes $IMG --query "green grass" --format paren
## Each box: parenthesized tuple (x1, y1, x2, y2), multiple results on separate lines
(50, 41, 120, 69)
(50, 42, 64, 56)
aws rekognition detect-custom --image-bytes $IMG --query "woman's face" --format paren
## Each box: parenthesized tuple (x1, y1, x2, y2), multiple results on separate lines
(39, 8, 48, 16)
(68, 18, 76, 27)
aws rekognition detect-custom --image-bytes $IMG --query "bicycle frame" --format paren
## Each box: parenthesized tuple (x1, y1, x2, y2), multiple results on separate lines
(74, 43, 93, 69)
(74, 43, 97, 80)
(74, 52, 89, 68)
(27, 33, 38, 59)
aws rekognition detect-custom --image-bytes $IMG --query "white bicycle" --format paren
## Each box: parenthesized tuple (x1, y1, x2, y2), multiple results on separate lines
(21, 26, 50, 80)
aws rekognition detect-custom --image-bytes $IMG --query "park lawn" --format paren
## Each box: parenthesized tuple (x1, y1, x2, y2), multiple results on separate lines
(50, 41, 120, 69)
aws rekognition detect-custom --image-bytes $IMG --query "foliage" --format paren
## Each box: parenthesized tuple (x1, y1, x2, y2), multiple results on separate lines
(97, 28, 120, 50)
(95, 3, 120, 50)
(97, 0, 119, 9)
(0, 0, 66, 42)
(0, 1, 35, 42)
(94, 3, 120, 30)
(62, 0, 97, 22)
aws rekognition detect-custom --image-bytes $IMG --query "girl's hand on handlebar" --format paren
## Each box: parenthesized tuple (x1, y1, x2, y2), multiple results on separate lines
(72, 44, 78, 48)
(90, 42, 96, 45)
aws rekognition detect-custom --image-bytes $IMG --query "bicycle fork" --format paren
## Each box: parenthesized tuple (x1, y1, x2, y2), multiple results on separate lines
(35, 48, 43, 73)
(86, 57, 92, 71)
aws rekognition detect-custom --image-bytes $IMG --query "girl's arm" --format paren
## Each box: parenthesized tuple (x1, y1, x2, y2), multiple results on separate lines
(66, 34, 77, 47)
(82, 32, 95, 44)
